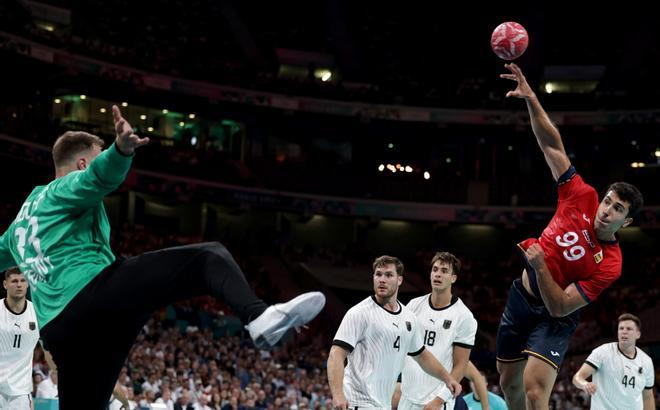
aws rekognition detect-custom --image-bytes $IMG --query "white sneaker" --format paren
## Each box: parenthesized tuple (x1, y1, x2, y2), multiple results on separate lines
(246, 291, 326, 349)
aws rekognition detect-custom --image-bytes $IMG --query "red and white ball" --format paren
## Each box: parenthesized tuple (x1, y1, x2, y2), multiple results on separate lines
(490, 22, 529, 60)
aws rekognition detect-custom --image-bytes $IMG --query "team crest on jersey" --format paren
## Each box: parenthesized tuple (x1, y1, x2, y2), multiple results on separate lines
(405, 321, 411, 331)
(29, 322, 36, 330)
(593, 250, 603, 264)
(443, 320, 452, 329)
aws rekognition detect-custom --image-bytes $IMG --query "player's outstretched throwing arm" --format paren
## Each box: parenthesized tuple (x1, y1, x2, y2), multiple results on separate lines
(501, 63, 571, 180)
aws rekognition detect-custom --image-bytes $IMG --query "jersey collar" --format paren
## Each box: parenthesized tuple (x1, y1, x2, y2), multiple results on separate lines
(617, 343, 637, 360)
(370, 295, 402, 315)
(3, 298, 28, 315)
(428, 294, 458, 311)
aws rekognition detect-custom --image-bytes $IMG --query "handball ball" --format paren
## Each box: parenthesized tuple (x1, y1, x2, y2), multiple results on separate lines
(490, 22, 529, 60)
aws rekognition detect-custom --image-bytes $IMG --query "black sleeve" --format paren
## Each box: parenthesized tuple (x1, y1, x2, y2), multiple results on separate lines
(585, 360, 598, 370)
(332, 339, 354, 353)
(408, 346, 425, 357)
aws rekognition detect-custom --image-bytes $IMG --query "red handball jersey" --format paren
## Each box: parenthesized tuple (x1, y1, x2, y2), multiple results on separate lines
(518, 168, 622, 303)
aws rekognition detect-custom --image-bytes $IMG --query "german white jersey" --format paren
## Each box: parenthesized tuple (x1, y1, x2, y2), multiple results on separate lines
(333, 296, 425, 409)
(0, 299, 40, 396)
(586, 342, 654, 410)
(401, 295, 477, 407)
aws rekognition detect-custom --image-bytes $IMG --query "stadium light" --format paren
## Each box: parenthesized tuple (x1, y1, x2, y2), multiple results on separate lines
(147, 127, 154, 132)
(162, 109, 169, 114)
(99, 108, 107, 113)
(121, 102, 128, 107)
(188, 113, 196, 119)
(79, 94, 87, 100)
(140, 115, 147, 120)
(378, 164, 385, 172)
(54, 98, 61, 104)
(423, 171, 431, 180)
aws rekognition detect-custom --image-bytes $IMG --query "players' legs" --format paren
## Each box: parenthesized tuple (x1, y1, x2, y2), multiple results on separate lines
(52, 312, 149, 410)
(497, 359, 527, 410)
(97, 242, 269, 323)
(521, 310, 577, 410)
(43, 241, 323, 408)
(44, 305, 150, 410)
(497, 278, 539, 409)
(100, 242, 325, 348)
(522, 356, 557, 410)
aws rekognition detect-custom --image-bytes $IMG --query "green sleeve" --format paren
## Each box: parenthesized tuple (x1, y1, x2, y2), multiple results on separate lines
(48, 143, 133, 210)
(0, 230, 16, 271)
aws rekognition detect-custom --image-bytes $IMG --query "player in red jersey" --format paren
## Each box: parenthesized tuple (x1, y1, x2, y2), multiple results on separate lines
(495, 63, 644, 410)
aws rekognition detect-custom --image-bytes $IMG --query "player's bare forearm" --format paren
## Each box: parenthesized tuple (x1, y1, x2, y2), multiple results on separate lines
(572, 364, 594, 392)
(327, 346, 348, 408)
(534, 263, 568, 317)
(525, 95, 571, 180)
(450, 346, 470, 382)
(536, 266, 587, 316)
(416, 348, 463, 398)
(525, 244, 586, 316)
(416, 349, 452, 384)
(466, 363, 490, 410)
(643, 389, 655, 410)
(500, 63, 570, 179)
(392, 383, 402, 409)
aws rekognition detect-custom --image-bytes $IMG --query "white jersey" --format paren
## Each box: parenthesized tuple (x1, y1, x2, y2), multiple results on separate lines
(401, 295, 477, 408)
(0, 299, 40, 396)
(333, 296, 425, 409)
(586, 342, 654, 410)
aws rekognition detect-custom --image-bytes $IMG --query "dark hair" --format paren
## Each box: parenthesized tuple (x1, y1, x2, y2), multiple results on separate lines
(618, 313, 641, 331)
(4, 266, 23, 280)
(52, 131, 105, 168)
(430, 251, 461, 275)
(372, 255, 404, 276)
(605, 182, 643, 218)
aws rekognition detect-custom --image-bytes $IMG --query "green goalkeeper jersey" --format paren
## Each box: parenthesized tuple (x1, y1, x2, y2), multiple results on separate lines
(0, 143, 132, 327)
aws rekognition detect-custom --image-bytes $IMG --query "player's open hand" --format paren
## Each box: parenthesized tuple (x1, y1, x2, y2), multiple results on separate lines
(500, 63, 535, 99)
(446, 378, 462, 397)
(112, 105, 149, 155)
(524, 243, 546, 271)
(332, 394, 348, 410)
(583, 381, 597, 395)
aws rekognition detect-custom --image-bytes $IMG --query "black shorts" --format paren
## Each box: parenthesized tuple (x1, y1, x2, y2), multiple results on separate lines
(496, 279, 579, 370)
